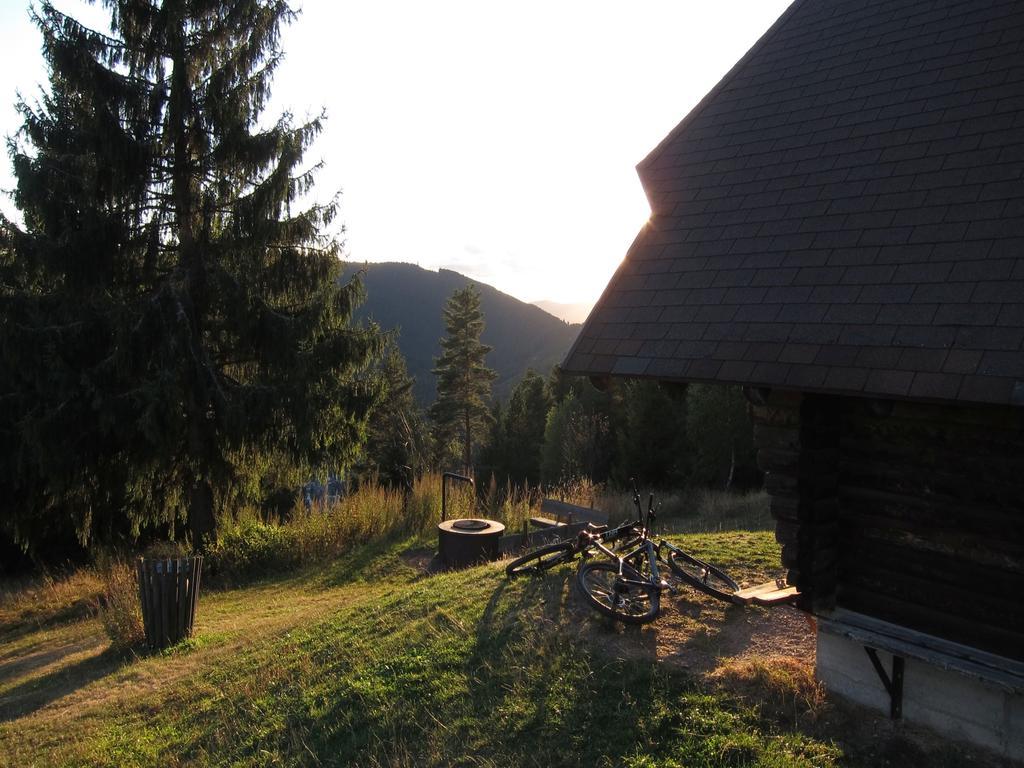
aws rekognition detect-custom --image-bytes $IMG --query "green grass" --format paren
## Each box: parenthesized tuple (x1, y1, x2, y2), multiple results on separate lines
(0, 494, 998, 767)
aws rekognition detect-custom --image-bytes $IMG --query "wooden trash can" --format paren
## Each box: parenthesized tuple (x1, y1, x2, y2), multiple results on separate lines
(136, 556, 202, 649)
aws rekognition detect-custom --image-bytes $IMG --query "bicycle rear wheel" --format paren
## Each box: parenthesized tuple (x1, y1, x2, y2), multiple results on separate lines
(576, 561, 660, 624)
(505, 542, 575, 578)
(667, 549, 740, 603)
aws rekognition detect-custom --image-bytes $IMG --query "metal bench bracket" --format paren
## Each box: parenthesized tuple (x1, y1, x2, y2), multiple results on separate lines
(865, 646, 904, 719)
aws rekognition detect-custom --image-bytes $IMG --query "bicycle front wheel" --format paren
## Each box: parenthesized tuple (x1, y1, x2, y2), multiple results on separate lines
(505, 542, 575, 578)
(667, 549, 740, 603)
(576, 561, 660, 624)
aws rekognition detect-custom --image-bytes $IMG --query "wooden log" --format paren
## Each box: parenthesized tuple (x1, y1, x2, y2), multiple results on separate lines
(752, 424, 800, 451)
(837, 506, 1024, 566)
(764, 471, 797, 496)
(838, 585, 1024, 662)
(838, 562, 1022, 630)
(756, 447, 799, 472)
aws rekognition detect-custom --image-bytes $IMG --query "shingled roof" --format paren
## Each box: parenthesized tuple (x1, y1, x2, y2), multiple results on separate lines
(563, 0, 1024, 406)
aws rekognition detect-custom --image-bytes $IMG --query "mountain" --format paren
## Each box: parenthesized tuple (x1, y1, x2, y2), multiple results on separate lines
(530, 300, 593, 324)
(344, 262, 580, 403)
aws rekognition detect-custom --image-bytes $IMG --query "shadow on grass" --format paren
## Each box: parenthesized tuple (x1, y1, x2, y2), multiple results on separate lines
(315, 535, 420, 588)
(0, 644, 128, 722)
(0, 601, 97, 645)
(448, 567, 670, 765)
(0, 632, 103, 687)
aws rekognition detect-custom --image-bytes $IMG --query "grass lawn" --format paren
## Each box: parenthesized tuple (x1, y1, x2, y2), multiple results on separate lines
(0, 499, 1004, 767)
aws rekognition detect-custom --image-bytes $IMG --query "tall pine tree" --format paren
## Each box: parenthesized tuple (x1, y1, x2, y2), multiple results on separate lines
(0, 1, 381, 553)
(359, 335, 429, 487)
(430, 285, 496, 475)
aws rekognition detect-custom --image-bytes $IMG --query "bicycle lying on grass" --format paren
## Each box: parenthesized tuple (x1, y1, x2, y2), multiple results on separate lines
(505, 482, 740, 624)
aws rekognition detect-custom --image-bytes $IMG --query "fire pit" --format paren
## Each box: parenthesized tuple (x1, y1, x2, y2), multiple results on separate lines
(438, 518, 505, 568)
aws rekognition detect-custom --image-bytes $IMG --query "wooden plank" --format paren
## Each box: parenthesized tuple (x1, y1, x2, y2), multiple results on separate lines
(529, 516, 562, 529)
(539, 499, 608, 526)
(151, 560, 163, 649)
(735, 579, 787, 599)
(189, 557, 201, 636)
(733, 580, 800, 606)
(751, 586, 799, 606)
(137, 559, 151, 647)
(162, 559, 172, 648)
(818, 609, 1024, 691)
(176, 559, 187, 643)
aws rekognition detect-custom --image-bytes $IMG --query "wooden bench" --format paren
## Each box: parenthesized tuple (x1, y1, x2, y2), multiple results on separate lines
(529, 499, 609, 529)
(498, 499, 610, 555)
(817, 607, 1024, 718)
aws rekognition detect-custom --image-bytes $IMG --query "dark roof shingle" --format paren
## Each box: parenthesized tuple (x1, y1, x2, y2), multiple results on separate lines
(564, 0, 1024, 406)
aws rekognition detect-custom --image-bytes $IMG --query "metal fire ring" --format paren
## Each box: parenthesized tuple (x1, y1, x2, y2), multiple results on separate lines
(452, 519, 490, 531)
(438, 518, 506, 569)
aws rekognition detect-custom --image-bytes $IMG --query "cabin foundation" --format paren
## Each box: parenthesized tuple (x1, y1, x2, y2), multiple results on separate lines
(817, 629, 1024, 760)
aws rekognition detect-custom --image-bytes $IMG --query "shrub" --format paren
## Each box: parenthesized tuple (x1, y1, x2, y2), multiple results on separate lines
(207, 520, 301, 583)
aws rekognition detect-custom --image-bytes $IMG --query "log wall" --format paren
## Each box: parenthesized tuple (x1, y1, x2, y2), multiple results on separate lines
(752, 390, 1024, 659)
(836, 399, 1024, 661)
(751, 392, 840, 612)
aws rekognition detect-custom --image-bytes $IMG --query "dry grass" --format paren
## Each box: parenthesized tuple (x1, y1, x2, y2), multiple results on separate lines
(208, 474, 447, 583)
(712, 656, 828, 726)
(94, 562, 145, 652)
(0, 567, 104, 633)
(594, 486, 771, 532)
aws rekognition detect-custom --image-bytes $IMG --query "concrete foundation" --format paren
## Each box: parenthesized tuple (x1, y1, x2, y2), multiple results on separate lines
(817, 629, 1024, 760)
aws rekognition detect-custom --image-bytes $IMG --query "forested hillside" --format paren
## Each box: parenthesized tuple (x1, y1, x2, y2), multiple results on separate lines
(345, 262, 580, 402)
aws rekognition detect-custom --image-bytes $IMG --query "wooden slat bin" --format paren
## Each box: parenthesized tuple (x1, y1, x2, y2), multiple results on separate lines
(137, 556, 202, 649)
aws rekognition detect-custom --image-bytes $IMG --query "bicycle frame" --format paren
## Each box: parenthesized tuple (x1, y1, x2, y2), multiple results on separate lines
(576, 480, 681, 591)
(506, 479, 742, 622)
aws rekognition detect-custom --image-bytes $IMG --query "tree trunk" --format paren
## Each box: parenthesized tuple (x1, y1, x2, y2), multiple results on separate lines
(170, 25, 217, 546)
(188, 479, 216, 551)
(725, 445, 736, 491)
(463, 408, 472, 477)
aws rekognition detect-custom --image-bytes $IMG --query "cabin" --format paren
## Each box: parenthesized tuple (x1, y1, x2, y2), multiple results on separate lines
(562, 0, 1024, 758)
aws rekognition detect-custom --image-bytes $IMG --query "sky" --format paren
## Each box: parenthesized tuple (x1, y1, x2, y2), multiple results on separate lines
(0, 0, 792, 309)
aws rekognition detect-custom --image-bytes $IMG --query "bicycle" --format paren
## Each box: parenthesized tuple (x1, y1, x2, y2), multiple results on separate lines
(505, 481, 740, 624)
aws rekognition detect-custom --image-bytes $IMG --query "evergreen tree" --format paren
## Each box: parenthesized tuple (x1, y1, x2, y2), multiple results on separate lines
(500, 370, 551, 485)
(685, 384, 755, 488)
(430, 285, 496, 474)
(542, 366, 619, 484)
(0, 1, 381, 553)
(479, 370, 550, 486)
(615, 380, 688, 487)
(360, 335, 429, 487)
(540, 394, 579, 484)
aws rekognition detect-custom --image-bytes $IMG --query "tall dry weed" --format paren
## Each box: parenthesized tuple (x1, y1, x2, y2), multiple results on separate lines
(95, 562, 145, 651)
